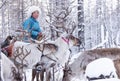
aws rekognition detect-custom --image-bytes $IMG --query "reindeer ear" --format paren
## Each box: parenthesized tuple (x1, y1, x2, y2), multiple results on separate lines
(42, 43, 58, 55)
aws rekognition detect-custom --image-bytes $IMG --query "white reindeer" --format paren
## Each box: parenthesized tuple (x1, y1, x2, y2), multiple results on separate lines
(12, 41, 41, 69)
(10, 21, 81, 81)
(1, 45, 31, 81)
(31, 33, 81, 81)
(10, 33, 81, 81)
(1, 52, 22, 81)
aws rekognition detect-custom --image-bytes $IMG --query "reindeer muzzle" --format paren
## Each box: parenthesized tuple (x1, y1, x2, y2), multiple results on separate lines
(74, 38, 81, 46)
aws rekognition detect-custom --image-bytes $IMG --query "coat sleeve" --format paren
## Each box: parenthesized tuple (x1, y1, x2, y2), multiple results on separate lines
(31, 23, 42, 37)
(22, 19, 31, 32)
(38, 25, 42, 32)
(31, 31, 39, 37)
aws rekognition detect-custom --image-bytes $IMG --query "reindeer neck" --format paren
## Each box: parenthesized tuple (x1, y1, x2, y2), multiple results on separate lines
(55, 37, 69, 47)
(54, 37, 69, 56)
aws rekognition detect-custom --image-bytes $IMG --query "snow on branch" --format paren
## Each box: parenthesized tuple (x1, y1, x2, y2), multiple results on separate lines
(92, 31, 108, 49)
(0, 0, 7, 9)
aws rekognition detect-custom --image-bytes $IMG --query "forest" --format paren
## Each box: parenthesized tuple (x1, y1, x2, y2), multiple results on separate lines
(0, 0, 120, 81)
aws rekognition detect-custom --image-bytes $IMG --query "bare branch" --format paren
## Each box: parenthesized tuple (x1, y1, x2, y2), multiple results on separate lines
(0, 1, 7, 9)
(70, 21, 77, 34)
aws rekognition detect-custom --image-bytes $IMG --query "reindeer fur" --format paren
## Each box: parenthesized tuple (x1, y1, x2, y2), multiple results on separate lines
(63, 48, 120, 81)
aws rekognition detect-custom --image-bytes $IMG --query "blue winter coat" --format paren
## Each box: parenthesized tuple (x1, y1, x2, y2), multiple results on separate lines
(22, 17, 41, 39)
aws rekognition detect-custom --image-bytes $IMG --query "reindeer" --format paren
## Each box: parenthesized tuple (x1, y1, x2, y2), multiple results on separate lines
(10, 18, 81, 81)
(32, 61, 56, 81)
(12, 46, 31, 81)
(1, 45, 31, 81)
(62, 48, 120, 81)
(31, 32, 81, 81)
(1, 52, 22, 81)
(31, 26, 81, 81)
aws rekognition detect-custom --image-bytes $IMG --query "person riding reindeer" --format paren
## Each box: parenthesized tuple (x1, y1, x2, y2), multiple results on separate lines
(1, 6, 43, 57)
(22, 6, 43, 41)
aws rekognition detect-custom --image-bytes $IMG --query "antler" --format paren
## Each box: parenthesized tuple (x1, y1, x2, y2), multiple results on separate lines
(11, 46, 31, 81)
(70, 21, 76, 34)
(13, 46, 31, 69)
(13, 46, 24, 66)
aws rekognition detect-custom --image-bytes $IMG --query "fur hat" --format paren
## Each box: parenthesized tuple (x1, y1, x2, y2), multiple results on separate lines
(27, 6, 40, 18)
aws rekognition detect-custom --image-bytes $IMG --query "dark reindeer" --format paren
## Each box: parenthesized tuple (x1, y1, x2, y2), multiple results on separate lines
(62, 48, 120, 81)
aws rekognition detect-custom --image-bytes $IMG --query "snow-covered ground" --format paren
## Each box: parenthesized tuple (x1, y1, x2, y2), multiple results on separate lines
(85, 58, 118, 78)
(24, 69, 34, 81)
(93, 78, 120, 81)
(23, 57, 120, 81)
(24, 69, 120, 81)
(1, 51, 120, 81)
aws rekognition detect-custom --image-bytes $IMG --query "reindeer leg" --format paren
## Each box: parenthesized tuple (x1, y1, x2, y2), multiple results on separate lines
(46, 70, 51, 81)
(40, 70, 44, 81)
(36, 72, 39, 81)
(32, 69, 36, 81)
(114, 60, 120, 78)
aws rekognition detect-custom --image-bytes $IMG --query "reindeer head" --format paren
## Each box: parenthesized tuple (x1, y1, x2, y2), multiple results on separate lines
(60, 21, 81, 47)
(67, 34, 81, 47)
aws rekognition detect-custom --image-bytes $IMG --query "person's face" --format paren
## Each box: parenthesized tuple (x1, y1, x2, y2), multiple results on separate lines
(32, 11, 39, 19)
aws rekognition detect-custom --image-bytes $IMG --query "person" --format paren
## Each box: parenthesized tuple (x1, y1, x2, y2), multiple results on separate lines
(22, 6, 42, 40)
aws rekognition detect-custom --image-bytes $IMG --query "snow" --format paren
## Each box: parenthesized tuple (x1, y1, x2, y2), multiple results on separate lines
(24, 69, 33, 81)
(14, 41, 30, 47)
(68, 52, 82, 65)
(85, 58, 118, 79)
(1, 0, 120, 81)
(91, 31, 108, 49)
(93, 78, 120, 81)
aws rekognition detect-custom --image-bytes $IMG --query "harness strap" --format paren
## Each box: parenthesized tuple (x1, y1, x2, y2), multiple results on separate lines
(62, 37, 69, 45)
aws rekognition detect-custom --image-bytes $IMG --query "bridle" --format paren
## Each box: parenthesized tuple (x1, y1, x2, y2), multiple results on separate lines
(62, 37, 69, 45)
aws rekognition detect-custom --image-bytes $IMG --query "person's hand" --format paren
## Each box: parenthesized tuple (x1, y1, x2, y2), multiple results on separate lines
(38, 32, 42, 37)
(37, 32, 43, 41)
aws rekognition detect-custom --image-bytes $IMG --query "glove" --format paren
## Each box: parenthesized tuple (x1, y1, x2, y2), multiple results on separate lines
(38, 32, 42, 37)
(37, 32, 43, 41)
